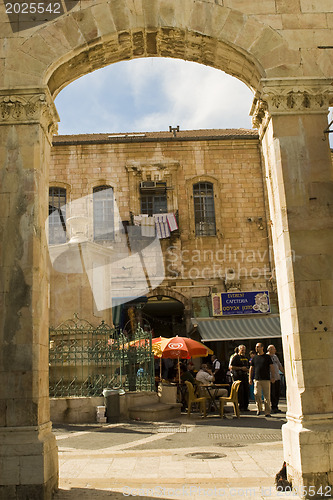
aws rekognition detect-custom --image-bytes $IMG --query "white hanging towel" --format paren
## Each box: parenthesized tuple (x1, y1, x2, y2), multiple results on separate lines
(133, 215, 142, 226)
(141, 215, 155, 237)
(166, 213, 178, 232)
(154, 214, 171, 239)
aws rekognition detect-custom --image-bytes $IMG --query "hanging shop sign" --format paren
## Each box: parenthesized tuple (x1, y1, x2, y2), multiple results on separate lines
(211, 291, 270, 316)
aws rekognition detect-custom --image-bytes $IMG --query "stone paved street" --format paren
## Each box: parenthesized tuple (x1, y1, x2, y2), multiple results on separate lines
(53, 401, 302, 500)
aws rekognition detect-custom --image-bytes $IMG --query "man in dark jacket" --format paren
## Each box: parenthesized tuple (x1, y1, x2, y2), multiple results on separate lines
(229, 344, 250, 411)
(249, 342, 275, 416)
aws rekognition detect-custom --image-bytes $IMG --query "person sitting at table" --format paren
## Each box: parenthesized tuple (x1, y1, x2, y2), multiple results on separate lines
(196, 364, 228, 398)
(187, 360, 197, 377)
(179, 363, 196, 385)
(177, 364, 197, 410)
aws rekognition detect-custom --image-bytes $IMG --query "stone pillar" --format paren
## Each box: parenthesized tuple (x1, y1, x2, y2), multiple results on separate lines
(0, 88, 59, 499)
(252, 79, 333, 495)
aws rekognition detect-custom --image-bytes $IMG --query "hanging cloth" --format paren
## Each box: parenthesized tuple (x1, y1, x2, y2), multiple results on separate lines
(166, 213, 178, 232)
(154, 214, 171, 239)
(133, 215, 142, 226)
(141, 215, 155, 237)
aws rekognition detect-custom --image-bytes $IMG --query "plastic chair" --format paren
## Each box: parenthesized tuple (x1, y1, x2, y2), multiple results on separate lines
(219, 380, 242, 418)
(185, 380, 208, 417)
(194, 379, 203, 396)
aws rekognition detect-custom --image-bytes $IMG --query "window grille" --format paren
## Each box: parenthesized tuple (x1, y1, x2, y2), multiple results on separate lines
(49, 187, 67, 244)
(193, 182, 216, 236)
(93, 185, 114, 240)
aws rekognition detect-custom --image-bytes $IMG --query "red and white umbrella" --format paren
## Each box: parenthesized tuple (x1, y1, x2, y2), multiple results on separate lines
(152, 336, 213, 383)
(153, 336, 213, 359)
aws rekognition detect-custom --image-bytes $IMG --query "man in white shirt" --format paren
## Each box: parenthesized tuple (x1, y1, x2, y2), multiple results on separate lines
(267, 345, 285, 413)
(196, 364, 228, 398)
(211, 355, 225, 384)
(196, 363, 214, 385)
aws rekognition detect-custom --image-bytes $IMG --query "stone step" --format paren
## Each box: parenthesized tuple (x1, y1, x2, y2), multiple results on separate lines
(128, 402, 182, 422)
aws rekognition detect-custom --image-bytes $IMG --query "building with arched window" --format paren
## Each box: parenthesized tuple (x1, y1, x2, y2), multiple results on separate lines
(49, 128, 282, 360)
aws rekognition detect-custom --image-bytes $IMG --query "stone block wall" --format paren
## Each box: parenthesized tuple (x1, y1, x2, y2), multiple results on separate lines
(49, 131, 276, 327)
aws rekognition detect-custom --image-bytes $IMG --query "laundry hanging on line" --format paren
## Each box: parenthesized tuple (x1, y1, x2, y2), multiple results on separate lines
(154, 214, 170, 239)
(141, 215, 156, 237)
(132, 213, 178, 238)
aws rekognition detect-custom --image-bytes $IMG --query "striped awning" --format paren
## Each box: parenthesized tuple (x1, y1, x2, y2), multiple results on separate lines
(192, 315, 281, 342)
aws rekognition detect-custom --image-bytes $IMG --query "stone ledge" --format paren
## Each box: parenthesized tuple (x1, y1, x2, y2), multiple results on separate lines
(128, 403, 182, 422)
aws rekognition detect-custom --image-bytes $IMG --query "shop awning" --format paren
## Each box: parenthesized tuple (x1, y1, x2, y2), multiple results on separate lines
(192, 315, 281, 342)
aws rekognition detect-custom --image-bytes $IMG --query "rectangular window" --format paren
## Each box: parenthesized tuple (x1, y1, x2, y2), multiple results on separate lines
(93, 186, 114, 240)
(140, 194, 167, 216)
(193, 182, 216, 236)
(49, 187, 66, 244)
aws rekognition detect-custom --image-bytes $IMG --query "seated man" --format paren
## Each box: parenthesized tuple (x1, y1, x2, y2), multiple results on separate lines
(178, 364, 196, 410)
(180, 363, 196, 385)
(196, 364, 228, 398)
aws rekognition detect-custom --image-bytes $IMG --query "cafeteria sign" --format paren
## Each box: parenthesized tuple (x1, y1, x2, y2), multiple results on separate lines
(211, 291, 270, 316)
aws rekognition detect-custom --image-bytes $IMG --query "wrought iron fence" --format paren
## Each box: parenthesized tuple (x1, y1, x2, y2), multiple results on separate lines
(49, 314, 154, 397)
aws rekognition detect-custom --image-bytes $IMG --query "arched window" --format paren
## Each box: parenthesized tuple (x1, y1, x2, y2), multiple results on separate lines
(49, 187, 67, 244)
(93, 185, 114, 240)
(193, 182, 216, 236)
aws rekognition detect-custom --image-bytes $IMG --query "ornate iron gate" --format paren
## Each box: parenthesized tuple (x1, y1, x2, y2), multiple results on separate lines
(49, 314, 154, 397)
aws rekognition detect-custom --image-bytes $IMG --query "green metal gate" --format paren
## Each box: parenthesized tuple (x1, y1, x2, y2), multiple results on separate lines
(49, 314, 154, 397)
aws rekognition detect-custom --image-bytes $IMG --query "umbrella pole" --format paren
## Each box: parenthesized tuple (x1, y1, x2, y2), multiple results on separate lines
(178, 356, 181, 384)
(159, 358, 162, 380)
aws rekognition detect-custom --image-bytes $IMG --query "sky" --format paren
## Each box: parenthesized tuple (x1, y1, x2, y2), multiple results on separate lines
(54, 57, 255, 135)
(55, 57, 333, 146)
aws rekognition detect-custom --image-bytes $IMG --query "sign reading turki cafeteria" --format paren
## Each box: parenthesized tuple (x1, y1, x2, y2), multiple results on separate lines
(211, 291, 270, 316)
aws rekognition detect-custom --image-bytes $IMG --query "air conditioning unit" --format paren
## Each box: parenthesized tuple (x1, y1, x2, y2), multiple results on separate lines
(139, 181, 167, 192)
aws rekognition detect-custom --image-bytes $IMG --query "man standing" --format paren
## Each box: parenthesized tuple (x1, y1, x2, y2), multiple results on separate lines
(267, 345, 284, 413)
(249, 342, 275, 416)
(211, 355, 225, 384)
(229, 344, 250, 411)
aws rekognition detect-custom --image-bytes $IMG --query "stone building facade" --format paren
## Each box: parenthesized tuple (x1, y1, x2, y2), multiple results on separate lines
(49, 128, 278, 356)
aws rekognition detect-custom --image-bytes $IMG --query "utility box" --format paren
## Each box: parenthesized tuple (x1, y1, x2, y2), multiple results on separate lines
(103, 389, 120, 423)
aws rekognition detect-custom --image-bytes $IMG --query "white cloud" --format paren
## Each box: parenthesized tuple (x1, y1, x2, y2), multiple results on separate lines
(55, 58, 254, 135)
(55, 58, 333, 146)
(122, 58, 254, 130)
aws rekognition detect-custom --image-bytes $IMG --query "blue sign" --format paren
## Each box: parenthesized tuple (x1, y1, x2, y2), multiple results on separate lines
(212, 291, 270, 316)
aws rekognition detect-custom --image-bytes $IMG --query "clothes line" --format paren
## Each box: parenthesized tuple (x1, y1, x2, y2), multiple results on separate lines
(132, 213, 178, 238)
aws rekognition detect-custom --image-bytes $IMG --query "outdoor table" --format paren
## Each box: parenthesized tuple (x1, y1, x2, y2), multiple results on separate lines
(200, 384, 230, 413)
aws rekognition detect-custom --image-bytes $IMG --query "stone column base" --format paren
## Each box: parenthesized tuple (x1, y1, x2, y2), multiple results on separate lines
(0, 422, 58, 500)
(282, 416, 333, 498)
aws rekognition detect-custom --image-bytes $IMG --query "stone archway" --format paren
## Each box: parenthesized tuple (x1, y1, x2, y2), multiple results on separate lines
(1, 1, 332, 498)
(147, 286, 191, 335)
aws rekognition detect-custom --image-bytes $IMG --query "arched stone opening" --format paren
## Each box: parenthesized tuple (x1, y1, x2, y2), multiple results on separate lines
(146, 287, 190, 337)
(46, 28, 264, 98)
(4, 0, 303, 95)
(142, 294, 185, 337)
(1, 1, 333, 498)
